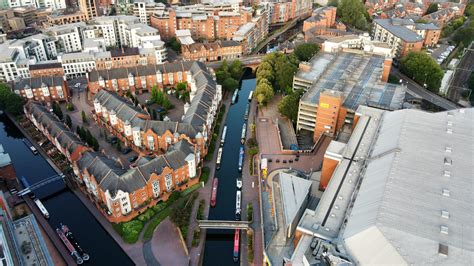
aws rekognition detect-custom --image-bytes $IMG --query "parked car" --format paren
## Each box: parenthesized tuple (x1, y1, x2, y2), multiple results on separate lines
(121, 148, 131, 154)
(128, 156, 138, 162)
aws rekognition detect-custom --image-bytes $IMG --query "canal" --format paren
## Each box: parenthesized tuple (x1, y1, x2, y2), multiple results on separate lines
(203, 71, 256, 265)
(0, 114, 133, 266)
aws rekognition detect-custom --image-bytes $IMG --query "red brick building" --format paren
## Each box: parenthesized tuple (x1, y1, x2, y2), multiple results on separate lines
(181, 40, 242, 62)
(29, 62, 64, 78)
(12, 76, 69, 104)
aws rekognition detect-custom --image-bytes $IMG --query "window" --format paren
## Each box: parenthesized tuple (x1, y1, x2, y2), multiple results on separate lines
(165, 174, 172, 191)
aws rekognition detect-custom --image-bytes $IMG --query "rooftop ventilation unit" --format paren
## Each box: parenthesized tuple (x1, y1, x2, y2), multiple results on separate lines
(441, 210, 450, 219)
(443, 170, 451, 177)
(442, 189, 450, 197)
(444, 157, 452, 166)
(440, 225, 449, 235)
(438, 243, 449, 257)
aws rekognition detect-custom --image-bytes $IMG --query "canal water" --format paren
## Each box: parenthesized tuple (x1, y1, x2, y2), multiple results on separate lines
(203, 72, 256, 265)
(0, 114, 133, 265)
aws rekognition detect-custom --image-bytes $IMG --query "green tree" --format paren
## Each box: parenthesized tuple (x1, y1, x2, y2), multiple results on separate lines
(400, 51, 444, 93)
(85, 129, 93, 146)
(465, 3, 474, 17)
(81, 110, 88, 124)
(52, 102, 63, 120)
(4, 93, 23, 116)
(166, 37, 181, 53)
(453, 27, 474, 47)
(425, 3, 438, 15)
(222, 77, 239, 91)
(275, 63, 297, 92)
(162, 95, 172, 110)
(293, 43, 319, 62)
(254, 82, 274, 106)
(65, 115, 72, 128)
(278, 90, 304, 123)
(230, 60, 243, 80)
(337, 0, 368, 30)
(92, 137, 99, 151)
(177, 82, 187, 91)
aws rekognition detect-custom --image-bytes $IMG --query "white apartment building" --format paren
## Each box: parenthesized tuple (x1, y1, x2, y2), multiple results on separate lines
(92, 16, 141, 47)
(133, 0, 166, 25)
(0, 41, 36, 82)
(36, 0, 66, 9)
(45, 23, 85, 53)
(8, 0, 34, 8)
(58, 52, 95, 79)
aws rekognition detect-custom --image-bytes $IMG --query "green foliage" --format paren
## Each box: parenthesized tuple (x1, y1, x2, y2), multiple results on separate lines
(337, 0, 369, 30)
(216, 59, 243, 91)
(196, 199, 205, 220)
(113, 220, 144, 244)
(469, 72, 474, 91)
(293, 43, 319, 62)
(278, 89, 304, 123)
(170, 192, 198, 238)
(192, 227, 201, 247)
(425, 3, 438, 15)
(223, 77, 239, 91)
(52, 102, 63, 120)
(248, 146, 259, 156)
(81, 110, 87, 123)
(166, 37, 181, 53)
(151, 86, 173, 110)
(205, 105, 225, 161)
(0, 84, 24, 116)
(254, 82, 274, 106)
(247, 202, 253, 222)
(247, 230, 254, 262)
(257, 52, 299, 96)
(387, 74, 401, 84)
(442, 16, 466, 37)
(465, 3, 474, 17)
(66, 103, 74, 111)
(137, 208, 156, 222)
(65, 115, 72, 128)
(452, 26, 474, 47)
(177, 82, 187, 91)
(199, 167, 210, 184)
(400, 52, 444, 93)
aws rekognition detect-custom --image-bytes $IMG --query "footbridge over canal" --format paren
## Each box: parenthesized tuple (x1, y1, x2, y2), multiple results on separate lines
(197, 220, 251, 230)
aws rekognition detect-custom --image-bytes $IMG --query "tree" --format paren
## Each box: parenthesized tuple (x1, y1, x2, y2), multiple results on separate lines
(4, 93, 23, 116)
(85, 129, 93, 146)
(222, 77, 239, 91)
(278, 90, 304, 123)
(275, 63, 297, 92)
(293, 43, 319, 62)
(230, 60, 243, 80)
(399, 51, 444, 93)
(52, 102, 63, 120)
(465, 3, 474, 17)
(92, 138, 99, 151)
(337, 0, 368, 30)
(166, 37, 181, 53)
(254, 82, 274, 106)
(81, 110, 88, 124)
(425, 3, 438, 15)
(162, 96, 173, 110)
(65, 115, 72, 128)
(177, 82, 187, 91)
(453, 27, 474, 47)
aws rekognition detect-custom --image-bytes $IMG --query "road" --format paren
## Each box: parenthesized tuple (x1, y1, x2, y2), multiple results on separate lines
(391, 68, 460, 110)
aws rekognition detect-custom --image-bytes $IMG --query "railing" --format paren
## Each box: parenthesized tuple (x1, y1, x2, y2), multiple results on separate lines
(197, 220, 251, 230)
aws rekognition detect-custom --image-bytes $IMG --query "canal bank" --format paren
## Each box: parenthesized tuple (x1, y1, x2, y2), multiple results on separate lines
(0, 114, 133, 266)
(203, 71, 256, 265)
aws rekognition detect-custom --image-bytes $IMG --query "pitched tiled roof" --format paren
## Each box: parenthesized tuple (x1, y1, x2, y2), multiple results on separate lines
(13, 76, 64, 90)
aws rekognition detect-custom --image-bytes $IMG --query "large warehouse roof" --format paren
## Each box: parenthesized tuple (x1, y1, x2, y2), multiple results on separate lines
(342, 107, 474, 264)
